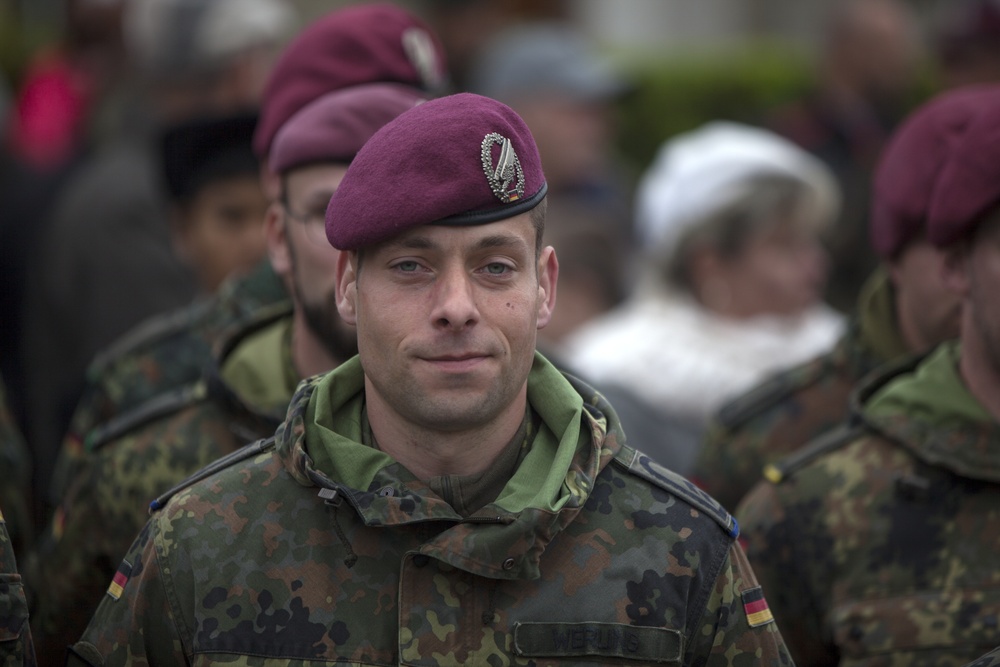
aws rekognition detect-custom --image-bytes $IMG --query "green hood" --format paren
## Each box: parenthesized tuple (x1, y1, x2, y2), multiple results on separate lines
(859, 342, 1000, 482)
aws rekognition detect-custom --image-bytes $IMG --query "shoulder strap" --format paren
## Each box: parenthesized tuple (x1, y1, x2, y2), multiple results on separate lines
(616, 447, 739, 538)
(715, 353, 834, 429)
(85, 381, 208, 452)
(88, 299, 213, 374)
(148, 437, 276, 513)
(761, 421, 866, 484)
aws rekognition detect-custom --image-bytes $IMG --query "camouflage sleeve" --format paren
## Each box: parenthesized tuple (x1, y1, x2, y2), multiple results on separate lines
(686, 539, 795, 666)
(68, 517, 186, 666)
(736, 479, 836, 667)
(29, 453, 140, 664)
(0, 511, 36, 666)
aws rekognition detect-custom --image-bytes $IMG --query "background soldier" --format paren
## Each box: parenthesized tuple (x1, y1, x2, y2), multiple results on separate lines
(737, 84, 1000, 666)
(69, 93, 792, 666)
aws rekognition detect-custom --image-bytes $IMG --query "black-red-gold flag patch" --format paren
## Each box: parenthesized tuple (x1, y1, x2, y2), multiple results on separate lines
(742, 586, 774, 627)
(107, 560, 132, 601)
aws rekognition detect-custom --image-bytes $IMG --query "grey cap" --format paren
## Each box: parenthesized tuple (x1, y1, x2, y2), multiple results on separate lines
(469, 22, 631, 104)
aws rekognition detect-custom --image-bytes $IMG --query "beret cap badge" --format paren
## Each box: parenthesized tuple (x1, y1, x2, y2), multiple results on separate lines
(482, 132, 525, 203)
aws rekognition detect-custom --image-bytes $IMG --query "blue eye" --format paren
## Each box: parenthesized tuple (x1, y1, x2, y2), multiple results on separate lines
(396, 261, 419, 272)
(485, 263, 509, 275)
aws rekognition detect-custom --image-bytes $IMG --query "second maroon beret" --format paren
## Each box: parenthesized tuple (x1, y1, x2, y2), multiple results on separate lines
(326, 93, 547, 251)
(269, 84, 427, 174)
(871, 84, 1000, 256)
(252, 2, 448, 158)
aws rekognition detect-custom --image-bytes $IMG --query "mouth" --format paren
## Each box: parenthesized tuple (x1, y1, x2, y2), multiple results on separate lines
(420, 352, 491, 372)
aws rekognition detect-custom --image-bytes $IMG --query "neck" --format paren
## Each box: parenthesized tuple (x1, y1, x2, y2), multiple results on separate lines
(290, 310, 341, 380)
(365, 384, 528, 481)
(958, 311, 1000, 422)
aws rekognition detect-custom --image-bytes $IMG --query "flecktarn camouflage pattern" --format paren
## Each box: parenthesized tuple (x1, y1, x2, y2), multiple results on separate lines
(737, 342, 1000, 666)
(71, 353, 792, 665)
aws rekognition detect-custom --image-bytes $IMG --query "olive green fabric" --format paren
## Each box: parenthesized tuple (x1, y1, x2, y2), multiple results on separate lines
(220, 316, 299, 414)
(857, 266, 910, 364)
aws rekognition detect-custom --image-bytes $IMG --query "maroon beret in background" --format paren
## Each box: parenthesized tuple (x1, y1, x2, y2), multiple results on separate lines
(326, 93, 547, 251)
(871, 84, 1000, 256)
(252, 2, 448, 158)
(269, 84, 428, 174)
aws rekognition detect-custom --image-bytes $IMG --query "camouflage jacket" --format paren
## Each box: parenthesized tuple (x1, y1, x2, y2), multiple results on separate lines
(0, 378, 32, 563)
(70, 354, 793, 666)
(736, 342, 1000, 666)
(29, 304, 293, 664)
(46, 260, 289, 508)
(1, 510, 35, 666)
(692, 269, 905, 511)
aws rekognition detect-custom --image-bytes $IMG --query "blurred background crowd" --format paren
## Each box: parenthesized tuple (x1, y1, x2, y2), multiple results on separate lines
(1, 0, 1000, 661)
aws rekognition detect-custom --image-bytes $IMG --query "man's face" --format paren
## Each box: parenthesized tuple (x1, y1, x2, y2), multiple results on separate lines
(174, 174, 269, 292)
(890, 239, 962, 352)
(336, 213, 557, 434)
(270, 163, 357, 360)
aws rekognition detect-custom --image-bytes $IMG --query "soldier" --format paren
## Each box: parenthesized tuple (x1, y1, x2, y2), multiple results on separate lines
(69, 93, 793, 665)
(692, 76, 965, 510)
(0, 510, 35, 666)
(45, 1, 449, 514)
(737, 85, 1000, 666)
(30, 84, 426, 664)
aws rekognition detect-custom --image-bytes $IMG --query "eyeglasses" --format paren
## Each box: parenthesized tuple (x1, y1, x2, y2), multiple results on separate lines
(281, 199, 329, 246)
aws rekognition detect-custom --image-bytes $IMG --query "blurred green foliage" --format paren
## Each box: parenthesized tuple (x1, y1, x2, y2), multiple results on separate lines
(613, 43, 939, 175)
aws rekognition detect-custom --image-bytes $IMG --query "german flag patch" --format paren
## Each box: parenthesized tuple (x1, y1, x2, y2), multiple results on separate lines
(742, 586, 774, 627)
(107, 560, 132, 601)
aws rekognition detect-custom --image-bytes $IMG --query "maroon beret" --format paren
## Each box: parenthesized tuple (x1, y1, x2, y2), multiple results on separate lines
(871, 84, 1000, 256)
(269, 84, 427, 174)
(253, 2, 448, 158)
(326, 93, 547, 250)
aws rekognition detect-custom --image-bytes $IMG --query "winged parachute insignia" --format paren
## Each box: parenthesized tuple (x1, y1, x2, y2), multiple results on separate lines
(481, 131, 526, 203)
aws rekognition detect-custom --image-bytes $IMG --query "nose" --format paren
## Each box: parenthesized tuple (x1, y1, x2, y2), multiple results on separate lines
(429, 266, 479, 330)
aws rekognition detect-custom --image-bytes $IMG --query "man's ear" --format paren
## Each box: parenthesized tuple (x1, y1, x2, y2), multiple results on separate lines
(265, 203, 291, 277)
(536, 246, 559, 329)
(335, 250, 359, 325)
(941, 243, 971, 299)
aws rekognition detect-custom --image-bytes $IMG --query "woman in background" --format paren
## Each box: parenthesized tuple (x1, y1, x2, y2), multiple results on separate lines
(564, 122, 844, 473)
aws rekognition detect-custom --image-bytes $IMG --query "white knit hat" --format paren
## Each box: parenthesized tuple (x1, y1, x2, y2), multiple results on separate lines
(635, 121, 840, 258)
